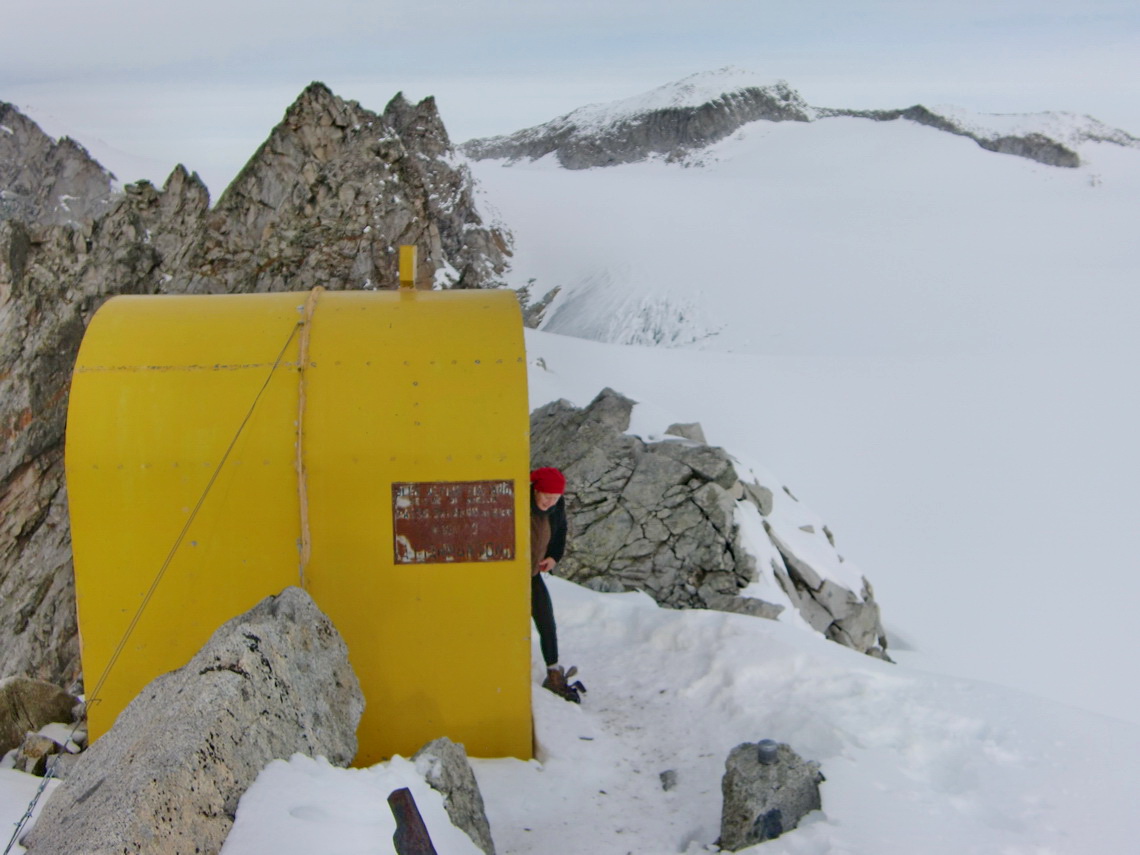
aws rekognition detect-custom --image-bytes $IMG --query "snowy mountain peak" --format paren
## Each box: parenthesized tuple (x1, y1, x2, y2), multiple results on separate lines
(560, 66, 816, 132)
(461, 68, 815, 169)
(463, 67, 1139, 170)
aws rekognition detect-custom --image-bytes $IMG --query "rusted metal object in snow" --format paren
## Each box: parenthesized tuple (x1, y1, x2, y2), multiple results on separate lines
(388, 787, 439, 855)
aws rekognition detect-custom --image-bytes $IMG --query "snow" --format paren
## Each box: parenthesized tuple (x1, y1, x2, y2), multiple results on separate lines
(10, 322, 1140, 853)
(470, 112, 1140, 727)
(475, 118, 1139, 359)
(218, 755, 483, 855)
(11, 573, 1136, 854)
(477, 576, 1140, 855)
(0, 770, 57, 854)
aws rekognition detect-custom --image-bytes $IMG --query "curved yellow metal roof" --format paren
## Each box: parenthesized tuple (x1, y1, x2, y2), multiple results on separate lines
(66, 288, 532, 763)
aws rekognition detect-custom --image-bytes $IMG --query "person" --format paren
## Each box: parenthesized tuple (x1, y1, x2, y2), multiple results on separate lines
(529, 466, 585, 703)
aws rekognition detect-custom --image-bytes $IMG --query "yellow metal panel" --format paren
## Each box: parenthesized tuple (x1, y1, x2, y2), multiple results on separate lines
(67, 293, 305, 743)
(399, 245, 418, 289)
(65, 289, 532, 763)
(301, 290, 532, 763)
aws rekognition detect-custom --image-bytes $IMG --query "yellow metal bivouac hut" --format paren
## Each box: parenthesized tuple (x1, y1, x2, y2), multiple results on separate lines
(65, 280, 533, 764)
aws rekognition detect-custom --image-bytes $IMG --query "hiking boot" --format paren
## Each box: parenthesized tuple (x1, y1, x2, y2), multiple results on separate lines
(542, 665, 583, 703)
(564, 665, 586, 695)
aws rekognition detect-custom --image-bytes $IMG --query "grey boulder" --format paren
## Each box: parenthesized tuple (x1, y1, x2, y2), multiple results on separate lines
(414, 737, 496, 855)
(0, 676, 78, 754)
(11, 732, 67, 777)
(21, 586, 363, 855)
(719, 740, 824, 850)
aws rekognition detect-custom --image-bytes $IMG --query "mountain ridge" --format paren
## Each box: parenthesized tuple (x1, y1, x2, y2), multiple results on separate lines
(461, 67, 1140, 170)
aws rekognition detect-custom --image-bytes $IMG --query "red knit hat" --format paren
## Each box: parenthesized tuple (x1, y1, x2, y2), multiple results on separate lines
(530, 467, 566, 494)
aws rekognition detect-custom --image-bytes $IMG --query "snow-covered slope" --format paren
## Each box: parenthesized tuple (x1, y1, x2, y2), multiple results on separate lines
(473, 116, 1139, 356)
(7, 328, 1140, 853)
(204, 317, 1140, 854)
(470, 68, 817, 146)
(467, 91, 1140, 729)
(59, 574, 1140, 855)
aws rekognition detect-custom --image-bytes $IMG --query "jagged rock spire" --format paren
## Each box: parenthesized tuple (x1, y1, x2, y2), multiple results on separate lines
(0, 102, 116, 226)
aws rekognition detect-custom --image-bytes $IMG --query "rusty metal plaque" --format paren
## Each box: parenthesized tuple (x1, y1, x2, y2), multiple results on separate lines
(392, 480, 515, 564)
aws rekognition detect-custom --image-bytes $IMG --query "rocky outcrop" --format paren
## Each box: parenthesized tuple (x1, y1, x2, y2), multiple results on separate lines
(719, 740, 824, 850)
(11, 731, 69, 776)
(0, 103, 116, 226)
(21, 586, 364, 855)
(382, 94, 512, 290)
(413, 737, 496, 855)
(530, 388, 890, 657)
(197, 83, 510, 293)
(0, 196, 172, 688)
(0, 676, 79, 755)
(819, 104, 1083, 168)
(462, 79, 813, 169)
(530, 388, 771, 616)
(0, 217, 89, 687)
(768, 528, 887, 656)
(0, 84, 511, 688)
(464, 70, 1140, 170)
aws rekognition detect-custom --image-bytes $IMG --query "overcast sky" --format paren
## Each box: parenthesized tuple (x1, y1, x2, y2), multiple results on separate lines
(4, 0, 1139, 195)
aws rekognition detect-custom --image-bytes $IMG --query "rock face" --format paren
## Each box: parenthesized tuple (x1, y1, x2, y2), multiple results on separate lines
(463, 69, 1140, 170)
(819, 104, 1084, 168)
(11, 731, 67, 776)
(0, 84, 511, 689)
(767, 527, 888, 656)
(462, 78, 813, 169)
(0, 103, 116, 226)
(21, 586, 364, 855)
(530, 388, 890, 657)
(530, 388, 771, 616)
(198, 83, 510, 294)
(719, 740, 824, 850)
(413, 737, 496, 855)
(0, 218, 85, 687)
(0, 675, 79, 754)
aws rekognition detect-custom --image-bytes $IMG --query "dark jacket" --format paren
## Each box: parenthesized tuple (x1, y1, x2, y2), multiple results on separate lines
(532, 491, 567, 563)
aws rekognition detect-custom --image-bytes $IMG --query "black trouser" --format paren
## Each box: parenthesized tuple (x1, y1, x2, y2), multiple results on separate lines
(531, 573, 559, 668)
